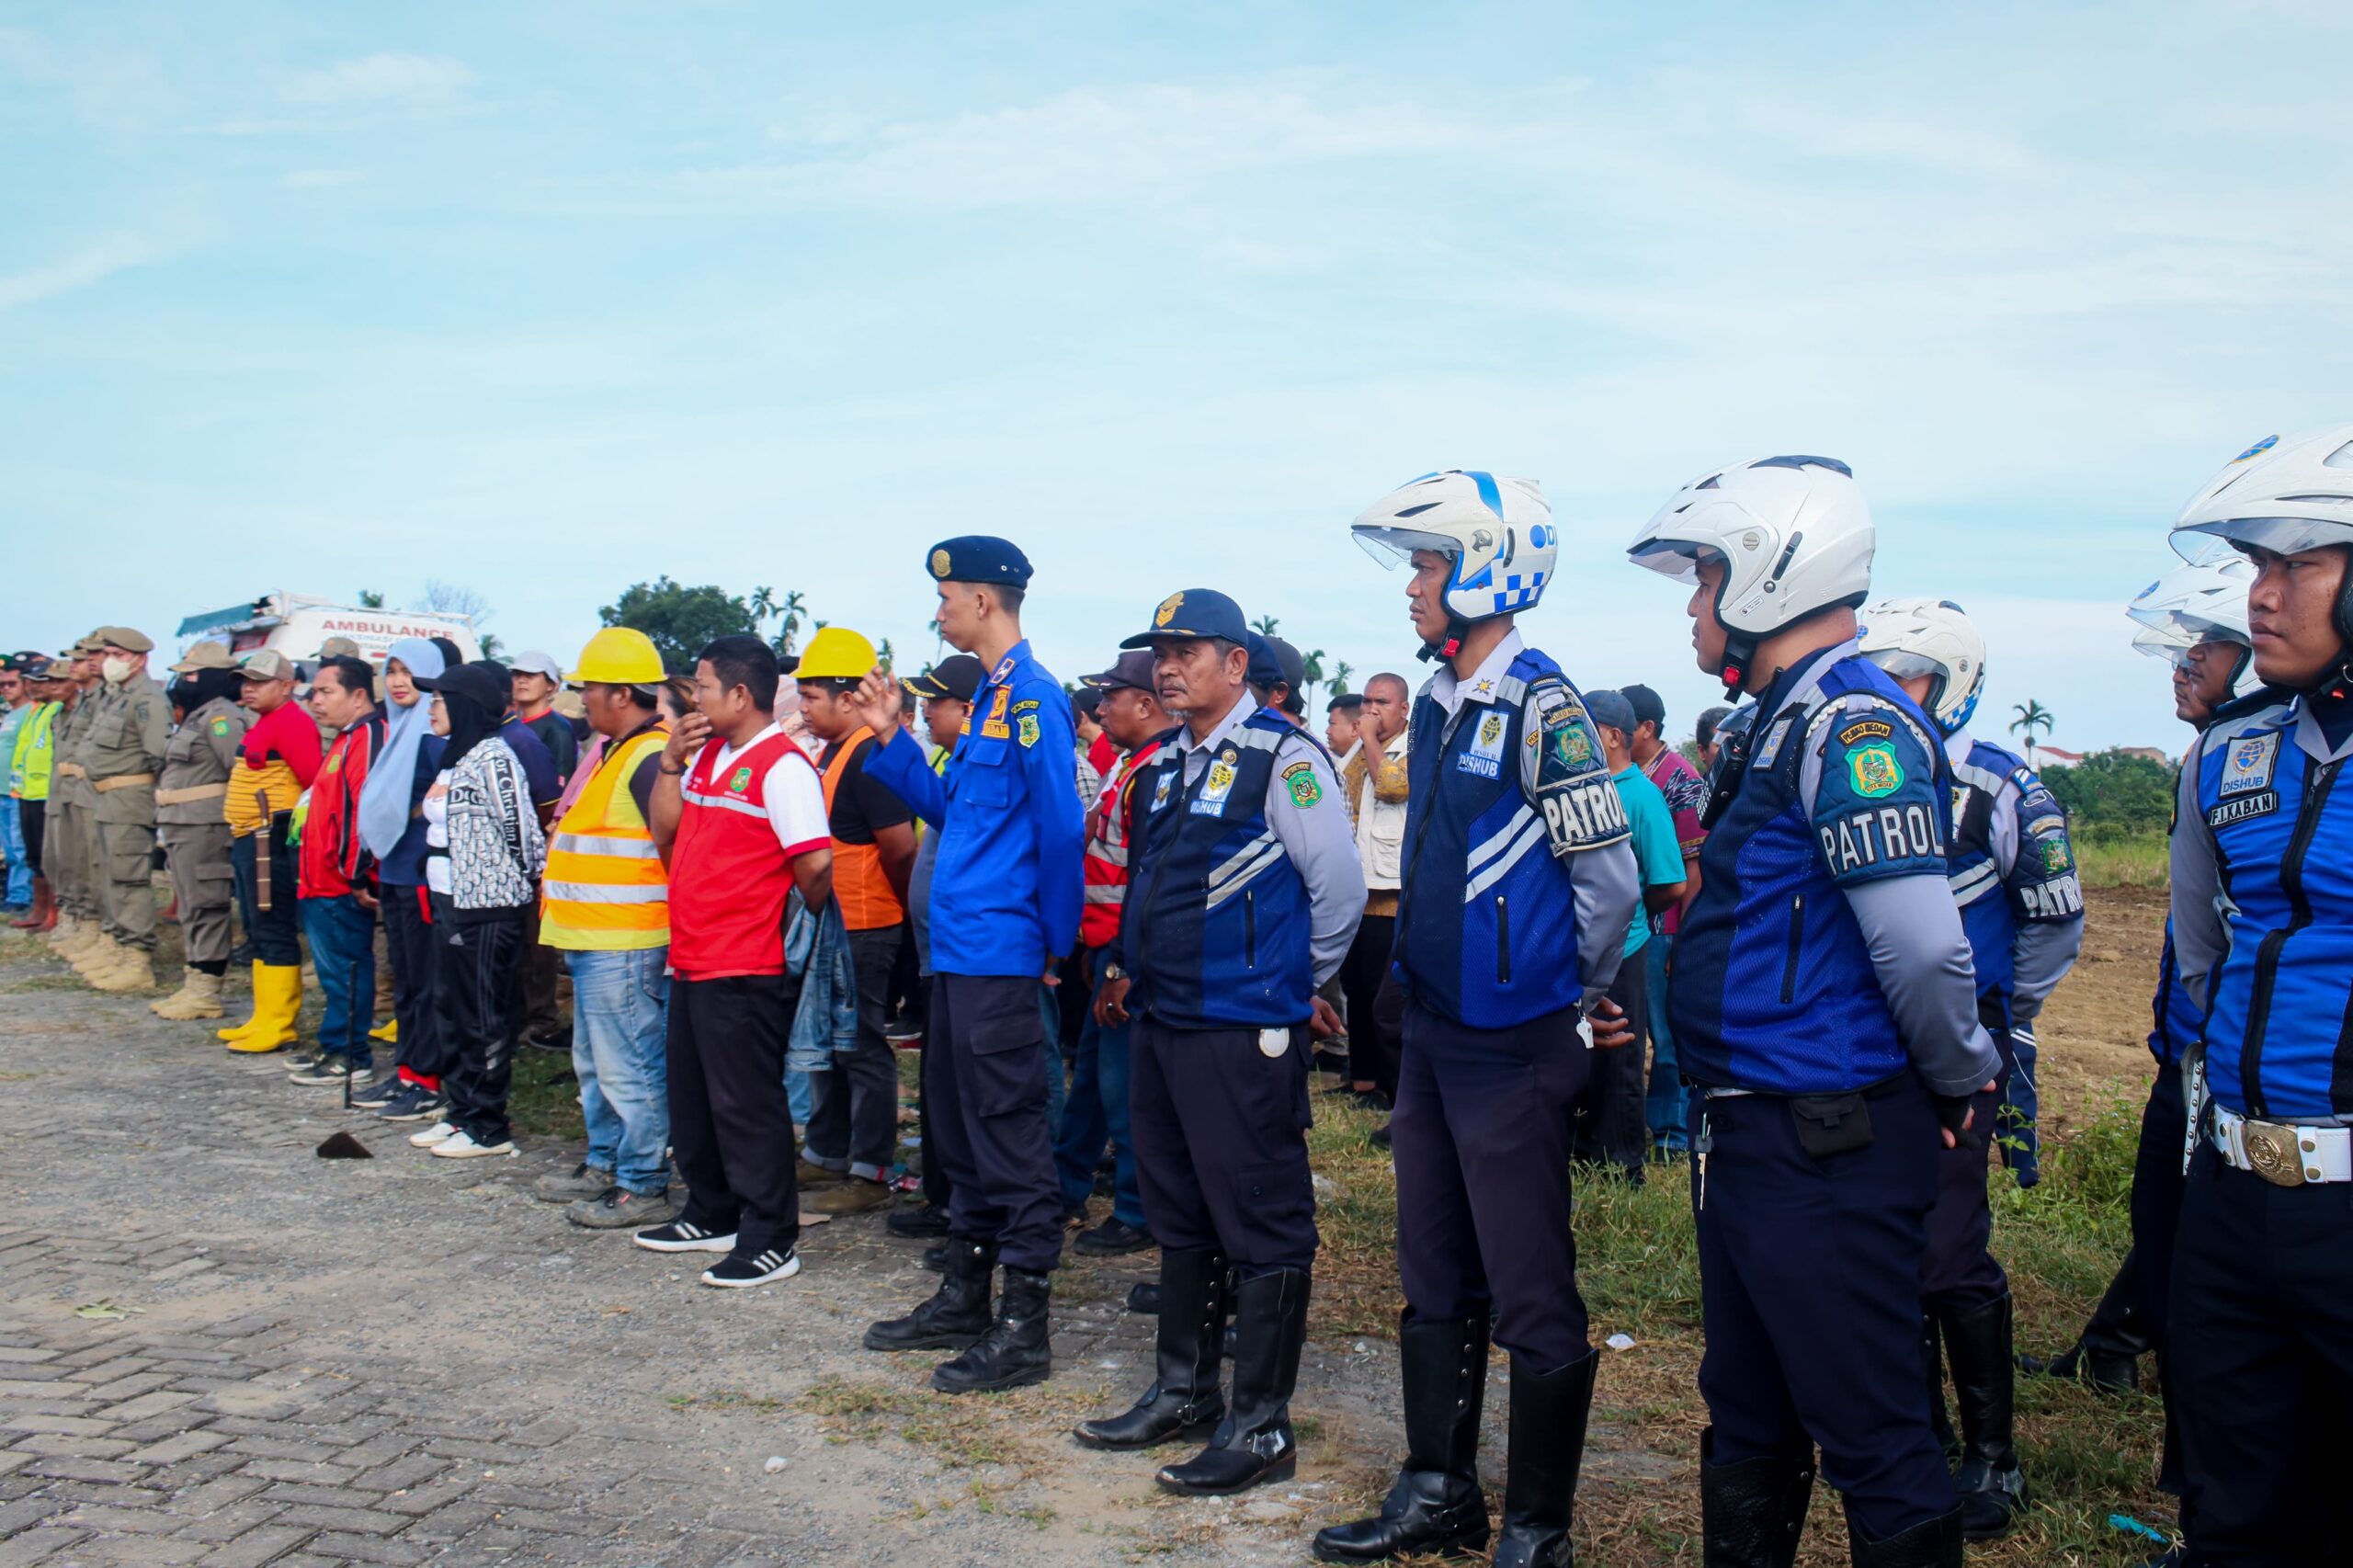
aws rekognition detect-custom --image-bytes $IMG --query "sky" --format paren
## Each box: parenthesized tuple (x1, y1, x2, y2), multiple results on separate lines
(5, 0, 2350, 751)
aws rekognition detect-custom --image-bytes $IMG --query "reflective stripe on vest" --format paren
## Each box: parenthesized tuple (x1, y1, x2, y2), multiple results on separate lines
(819, 726, 905, 932)
(11, 702, 58, 800)
(541, 725, 671, 951)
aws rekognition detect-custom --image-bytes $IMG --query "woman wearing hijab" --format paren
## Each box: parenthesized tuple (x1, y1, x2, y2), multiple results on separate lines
(407, 662, 547, 1160)
(350, 639, 449, 1122)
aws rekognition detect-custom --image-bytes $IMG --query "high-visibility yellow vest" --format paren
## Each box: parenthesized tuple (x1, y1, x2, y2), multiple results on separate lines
(10, 702, 59, 801)
(540, 723, 671, 950)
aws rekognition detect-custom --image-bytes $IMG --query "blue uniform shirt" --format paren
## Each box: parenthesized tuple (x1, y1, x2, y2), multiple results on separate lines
(1945, 733, 2084, 1028)
(866, 639, 1085, 978)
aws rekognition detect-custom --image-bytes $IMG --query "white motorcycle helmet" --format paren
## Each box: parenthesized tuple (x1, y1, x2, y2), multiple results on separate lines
(1353, 471, 1557, 661)
(1627, 454, 1875, 692)
(2173, 426, 2353, 657)
(1859, 597, 1986, 735)
(2129, 560, 2256, 696)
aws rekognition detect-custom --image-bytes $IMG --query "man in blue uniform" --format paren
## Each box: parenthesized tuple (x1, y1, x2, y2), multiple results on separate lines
(1314, 472, 1640, 1568)
(1077, 589, 1364, 1496)
(1627, 456, 2003, 1567)
(848, 536, 1085, 1394)
(1861, 597, 2085, 1540)
(2163, 426, 2353, 1563)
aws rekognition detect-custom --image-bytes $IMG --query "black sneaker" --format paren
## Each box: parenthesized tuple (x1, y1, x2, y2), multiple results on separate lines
(887, 1203, 951, 1239)
(290, 1057, 369, 1086)
(701, 1245, 800, 1288)
(634, 1219, 737, 1254)
(348, 1074, 403, 1108)
(524, 1026, 574, 1054)
(283, 1050, 326, 1074)
(883, 1013, 922, 1044)
(1074, 1217, 1154, 1256)
(375, 1085, 446, 1122)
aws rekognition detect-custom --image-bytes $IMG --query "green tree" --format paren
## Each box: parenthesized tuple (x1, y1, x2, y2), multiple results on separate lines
(2042, 751, 2176, 841)
(1251, 615, 1281, 636)
(599, 577, 758, 675)
(1299, 647, 1328, 710)
(357, 589, 385, 608)
(2010, 699, 2054, 762)
(1329, 660, 1353, 699)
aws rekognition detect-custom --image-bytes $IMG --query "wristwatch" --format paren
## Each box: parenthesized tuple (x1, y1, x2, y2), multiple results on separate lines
(1100, 962, 1127, 982)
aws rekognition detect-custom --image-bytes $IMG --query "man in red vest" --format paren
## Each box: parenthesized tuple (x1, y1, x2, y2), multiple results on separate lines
(639, 636, 835, 1290)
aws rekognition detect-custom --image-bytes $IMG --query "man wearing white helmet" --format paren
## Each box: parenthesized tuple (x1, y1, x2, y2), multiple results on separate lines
(1861, 596, 2085, 1542)
(1626, 456, 2002, 1567)
(2164, 427, 2353, 1564)
(1313, 472, 1639, 1568)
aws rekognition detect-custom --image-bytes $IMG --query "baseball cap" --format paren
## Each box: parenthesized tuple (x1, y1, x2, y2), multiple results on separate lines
(168, 642, 240, 676)
(904, 654, 984, 703)
(318, 636, 362, 659)
(1120, 589, 1250, 650)
(1247, 634, 1306, 697)
(1621, 683, 1666, 733)
(926, 536, 1033, 588)
(238, 650, 299, 683)
(1085, 649, 1158, 692)
(17, 656, 56, 681)
(510, 649, 564, 683)
(1585, 689, 1638, 735)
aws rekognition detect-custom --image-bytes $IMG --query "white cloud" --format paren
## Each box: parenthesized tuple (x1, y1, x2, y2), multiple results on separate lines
(0, 238, 152, 312)
(285, 53, 471, 108)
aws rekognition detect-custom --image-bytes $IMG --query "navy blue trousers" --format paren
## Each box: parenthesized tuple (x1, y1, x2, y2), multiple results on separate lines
(1920, 1077, 2007, 1310)
(1692, 1076, 1956, 1542)
(1129, 1014, 1316, 1274)
(2131, 1066, 2189, 1494)
(929, 972, 1064, 1274)
(1395, 1000, 1591, 1373)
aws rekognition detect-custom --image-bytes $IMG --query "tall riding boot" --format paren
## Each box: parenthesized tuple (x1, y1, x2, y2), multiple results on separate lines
(1074, 1248, 1228, 1449)
(1698, 1428, 1814, 1568)
(1159, 1267, 1308, 1495)
(1921, 1316, 1958, 1460)
(1845, 1505, 1962, 1567)
(1313, 1312, 1492, 1562)
(933, 1266, 1052, 1393)
(864, 1240, 995, 1351)
(1939, 1293, 2028, 1540)
(10, 877, 53, 930)
(1490, 1349, 1597, 1567)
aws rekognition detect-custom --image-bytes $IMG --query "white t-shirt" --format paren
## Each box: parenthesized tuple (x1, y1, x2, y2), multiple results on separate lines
(422, 775, 451, 896)
(697, 722, 831, 859)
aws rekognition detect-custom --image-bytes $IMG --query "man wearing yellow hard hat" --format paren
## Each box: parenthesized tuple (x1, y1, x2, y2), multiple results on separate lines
(790, 627, 918, 1215)
(537, 627, 682, 1230)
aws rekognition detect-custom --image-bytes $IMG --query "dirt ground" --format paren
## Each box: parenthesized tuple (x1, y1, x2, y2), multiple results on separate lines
(2029, 884, 2168, 1132)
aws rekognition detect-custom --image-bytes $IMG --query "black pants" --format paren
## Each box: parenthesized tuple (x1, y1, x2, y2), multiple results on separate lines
(929, 972, 1062, 1273)
(433, 901, 528, 1144)
(1130, 1015, 1317, 1275)
(669, 972, 802, 1257)
(1337, 913, 1402, 1097)
(381, 884, 440, 1084)
(229, 823, 301, 967)
(1571, 956, 1650, 1178)
(21, 800, 44, 874)
(917, 979, 952, 1212)
(513, 884, 563, 1039)
(2170, 1139, 2353, 1563)
(806, 924, 904, 1178)
(2131, 1066, 2190, 1494)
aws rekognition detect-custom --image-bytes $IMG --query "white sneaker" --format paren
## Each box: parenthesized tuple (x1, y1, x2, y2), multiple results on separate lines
(430, 1129, 516, 1159)
(409, 1121, 457, 1148)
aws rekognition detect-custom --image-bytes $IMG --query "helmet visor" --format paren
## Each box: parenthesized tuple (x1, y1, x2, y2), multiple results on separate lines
(1625, 536, 1714, 586)
(2175, 515, 2353, 561)
(1861, 648, 1944, 683)
(1352, 524, 1460, 571)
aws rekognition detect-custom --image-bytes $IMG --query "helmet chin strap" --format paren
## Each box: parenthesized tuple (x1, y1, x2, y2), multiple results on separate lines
(1418, 614, 1472, 665)
(1715, 630, 1758, 699)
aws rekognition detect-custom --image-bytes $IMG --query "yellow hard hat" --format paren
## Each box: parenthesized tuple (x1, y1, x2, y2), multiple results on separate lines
(792, 626, 879, 681)
(569, 627, 666, 687)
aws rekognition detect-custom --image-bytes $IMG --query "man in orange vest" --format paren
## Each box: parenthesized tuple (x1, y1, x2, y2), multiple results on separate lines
(791, 628, 918, 1215)
(538, 629, 678, 1232)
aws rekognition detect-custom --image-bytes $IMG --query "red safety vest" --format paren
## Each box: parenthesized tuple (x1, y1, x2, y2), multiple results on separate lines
(1079, 739, 1160, 949)
(669, 730, 819, 981)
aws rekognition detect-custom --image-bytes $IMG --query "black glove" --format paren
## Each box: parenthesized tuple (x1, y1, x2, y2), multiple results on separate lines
(1933, 1093, 1976, 1144)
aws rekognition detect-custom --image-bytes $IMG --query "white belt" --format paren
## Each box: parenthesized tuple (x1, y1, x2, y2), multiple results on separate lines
(2212, 1105, 2353, 1186)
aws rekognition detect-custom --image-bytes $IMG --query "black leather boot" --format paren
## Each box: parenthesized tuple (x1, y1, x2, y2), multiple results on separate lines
(1313, 1312, 1492, 1562)
(1921, 1316, 1958, 1460)
(1698, 1428, 1813, 1568)
(1939, 1293, 2028, 1540)
(1846, 1506, 1963, 1567)
(1074, 1249, 1228, 1449)
(2017, 1336, 2141, 1394)
(933, 1267, 1052, 1393)
(1158, 1267, 1307, 1494)
(863, 1240, 994, 1351)
(1490, 1350, 1597, 1568)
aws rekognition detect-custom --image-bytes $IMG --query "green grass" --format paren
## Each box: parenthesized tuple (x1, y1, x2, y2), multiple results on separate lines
(508, 1046, 588, 1140)
(2075, 831, 2170, 889)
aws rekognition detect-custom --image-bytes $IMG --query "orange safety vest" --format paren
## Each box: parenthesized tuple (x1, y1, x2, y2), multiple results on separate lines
(820, 726, 906, 932)
(540, 724, 672, 951)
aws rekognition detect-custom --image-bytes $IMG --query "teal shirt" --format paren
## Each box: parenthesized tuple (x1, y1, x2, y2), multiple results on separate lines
(0, 704, 26, 794)
(1612, 763, 1684, 958)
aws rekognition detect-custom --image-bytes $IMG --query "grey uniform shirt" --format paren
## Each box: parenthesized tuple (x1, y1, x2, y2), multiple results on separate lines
(1162, 696, 1367, 987)
(1947, 731, 2085, 1024)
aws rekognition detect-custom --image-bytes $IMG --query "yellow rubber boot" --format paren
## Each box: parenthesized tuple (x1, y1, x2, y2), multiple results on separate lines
(369, 1017, 399, 1044)
(217, 960, 270, 1044)
(226, 963, 302, 1053)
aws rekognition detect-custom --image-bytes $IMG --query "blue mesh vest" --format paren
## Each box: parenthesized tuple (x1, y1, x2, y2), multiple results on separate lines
(1123, 709, 1313, 1030)
(2194, 699, 2353, 1119)
(1395, 648, 1591, 1028)
(1671, 652, 1953, 1095)
(2148, 920, 2199, 1068)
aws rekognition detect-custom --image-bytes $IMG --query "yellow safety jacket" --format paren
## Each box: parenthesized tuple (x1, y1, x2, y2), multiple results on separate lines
(540, 723, 671, 951)
(10, 701, 59, 801)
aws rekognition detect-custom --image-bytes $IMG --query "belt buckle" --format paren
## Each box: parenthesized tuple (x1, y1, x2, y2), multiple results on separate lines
(2240, 1119, 2306, 1187)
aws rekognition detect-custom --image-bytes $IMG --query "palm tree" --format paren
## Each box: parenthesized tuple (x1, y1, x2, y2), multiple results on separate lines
(876, 637, 894, 671)
(765, 589, 807, 657)
(1300, 648, 1328, 710)
(1251, 615, 1281, 636)
(2010, 700, 2054, 765)
(1329, 660, 1353, 699)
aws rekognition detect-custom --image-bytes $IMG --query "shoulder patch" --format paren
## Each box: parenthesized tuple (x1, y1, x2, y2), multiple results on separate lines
(1531, 685, 1628, 851)
(1279, 758, 1323, 808)
(1017, 712, 1040, 748)
(1847, 744, 1904, 799)
(1837, 718, 1893, 747)
(1011, 699, 1040, 714)
(210, 717, 232, 737)
(1753, 716, 1796, 771)
(2218, 731, 2281, 797)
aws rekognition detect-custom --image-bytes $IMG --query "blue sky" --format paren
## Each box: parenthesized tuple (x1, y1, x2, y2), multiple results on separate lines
(5, 1, 2348, 750)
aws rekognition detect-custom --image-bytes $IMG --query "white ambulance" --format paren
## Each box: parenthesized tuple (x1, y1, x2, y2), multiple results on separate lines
(175, 593, 483, 669)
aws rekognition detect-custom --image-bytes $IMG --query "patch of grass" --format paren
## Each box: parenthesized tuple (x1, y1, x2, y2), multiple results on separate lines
(2, 974, 87, 994)
(665, 1388, 787, 1414)
(2077, 832, 2169, 889)
(506, 1045, 587, 1140)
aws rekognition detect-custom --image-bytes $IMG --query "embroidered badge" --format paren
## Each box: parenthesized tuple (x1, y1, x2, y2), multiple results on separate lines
(2037, 837, 2072, 875)
(728, 765, 753, 792)
(1152, 770, 1175, 812)
(1837, 718, 1893, 746)
(1192, 750, 1240, 816)
(2219, 731, 2280, 797)
(1154, 591, 1183, 628)
(2208, 790, 2279, 828)
(980, 685, 1012, 740)
(1017, 712, 1040, 748)
(1552, 721, 1596, 773)
(1753, 716, 1795, 770)
(930, 548, 952, 579)
(210, 717, 232, 737)
(1458, 710, 1510, 778)
(1847, 743, 1904, 798)
(1280, 758, 1322, 808)
(990, 655, 1016, 686)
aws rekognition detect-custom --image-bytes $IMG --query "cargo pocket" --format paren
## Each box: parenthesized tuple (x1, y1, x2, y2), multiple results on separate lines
(964, 980, 1049, 1119)
(108, 830, 155, 883)
(195, 862, 237, 913)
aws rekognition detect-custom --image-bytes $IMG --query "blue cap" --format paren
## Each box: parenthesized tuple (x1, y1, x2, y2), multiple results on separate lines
(1247, 632, 1304, 695)
(1585, 688, 1637, 734)
(926, 536, 1032, 588)
(1120, 588, 1249, 649)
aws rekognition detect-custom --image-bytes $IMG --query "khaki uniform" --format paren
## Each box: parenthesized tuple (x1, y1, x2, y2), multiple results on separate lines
(156, 697, 246, 967)
(83, 674, 169, 952)
(48, 689, 97, 924)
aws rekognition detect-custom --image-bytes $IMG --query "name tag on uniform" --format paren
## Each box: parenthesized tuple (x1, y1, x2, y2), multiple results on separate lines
(1456, 710, 1508, 778)
(1191, 748, 1241, 816)
(1258, 1028, 1288, 1058)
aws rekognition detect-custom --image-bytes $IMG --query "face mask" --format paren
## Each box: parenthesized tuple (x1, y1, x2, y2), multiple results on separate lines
(102, 656, 135, 685)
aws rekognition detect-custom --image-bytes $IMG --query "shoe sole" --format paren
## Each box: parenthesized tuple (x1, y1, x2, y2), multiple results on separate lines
(862, 1326, 987, 1353)
(1311, 1527, 1488, 1564)
(571, 1210, 676, 1230)
(633, 1233, 736, 1254)
(933, 1361, 1051, 1394)
(1070, 1414, 1222, 1451)
(409, 1132, 456, 1147)
(699, 1257, 802, 1288)
(430, 1143, 516, 1159)
(1074, 1237, 1156, 1256)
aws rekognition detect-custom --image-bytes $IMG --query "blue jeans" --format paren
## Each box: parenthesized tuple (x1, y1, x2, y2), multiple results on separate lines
(1052, 1001, 1146, 1227)
(566, 947, 673, 1195)
(1, 798, 28, 907)
(1644, 935, 1688, 1151)
(301, 893, 377, 1068)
